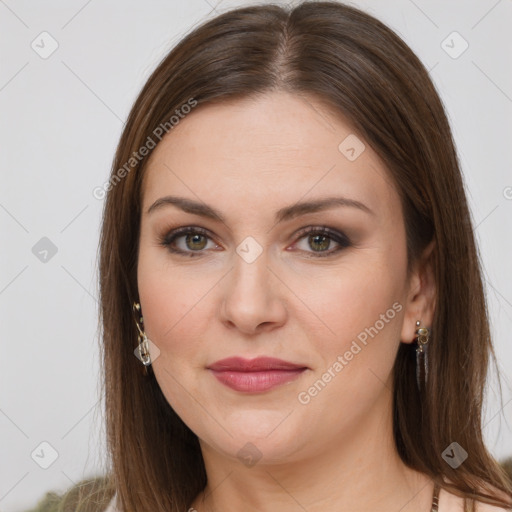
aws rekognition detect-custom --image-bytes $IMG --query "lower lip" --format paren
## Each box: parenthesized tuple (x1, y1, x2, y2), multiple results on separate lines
(209, 369, 306, 392)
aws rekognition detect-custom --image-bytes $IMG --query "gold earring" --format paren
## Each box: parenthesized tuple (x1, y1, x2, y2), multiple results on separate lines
(415, 320, 431, 391)
(133, 302, 152, 375)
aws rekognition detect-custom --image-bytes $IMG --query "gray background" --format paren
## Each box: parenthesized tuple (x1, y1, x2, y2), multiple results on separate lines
(1, 0, 511, 510)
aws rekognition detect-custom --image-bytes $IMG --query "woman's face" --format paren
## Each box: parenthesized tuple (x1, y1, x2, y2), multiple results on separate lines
(137, 91, 424, 465)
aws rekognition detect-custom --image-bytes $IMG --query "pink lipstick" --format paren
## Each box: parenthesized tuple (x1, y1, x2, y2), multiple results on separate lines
(207, 356, 307, 392)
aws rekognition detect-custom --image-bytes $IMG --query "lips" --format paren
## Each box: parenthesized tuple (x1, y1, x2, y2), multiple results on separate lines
(207, 357, 307, 392)
(208, 356, 306, 372)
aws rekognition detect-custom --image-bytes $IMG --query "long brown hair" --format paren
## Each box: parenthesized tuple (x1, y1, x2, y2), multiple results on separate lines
(98, 2, 512, 510)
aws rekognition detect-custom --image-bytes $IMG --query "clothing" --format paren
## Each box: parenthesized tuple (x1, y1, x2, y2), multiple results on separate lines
(104, 483, 442, 511)
(104, 493, 118, 512)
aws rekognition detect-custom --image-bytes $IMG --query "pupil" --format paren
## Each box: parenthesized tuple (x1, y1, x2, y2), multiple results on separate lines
(186, 233, 206, 250)
(310, 234, 329, 251)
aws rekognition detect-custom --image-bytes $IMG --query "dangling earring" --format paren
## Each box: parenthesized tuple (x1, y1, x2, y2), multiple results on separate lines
(415, 320, 431, 391)
(133, 302, 152, 375)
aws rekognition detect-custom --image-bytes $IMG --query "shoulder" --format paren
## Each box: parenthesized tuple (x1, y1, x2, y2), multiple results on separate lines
(439, 487, 512, 511)
(473, 484, 512, 511)
(474, 503, 512, 511)
(104, 493, 119, 512)
(27, 476, 115, 512)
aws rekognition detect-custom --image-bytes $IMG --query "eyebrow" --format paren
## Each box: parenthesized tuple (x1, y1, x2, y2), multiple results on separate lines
(146, 195, 373, 223)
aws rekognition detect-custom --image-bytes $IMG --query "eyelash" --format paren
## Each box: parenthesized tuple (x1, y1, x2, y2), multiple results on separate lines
(158, 225, 351, 258)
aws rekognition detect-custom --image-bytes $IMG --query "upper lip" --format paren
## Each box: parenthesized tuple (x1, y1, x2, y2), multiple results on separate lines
(208, 357, 307, 372)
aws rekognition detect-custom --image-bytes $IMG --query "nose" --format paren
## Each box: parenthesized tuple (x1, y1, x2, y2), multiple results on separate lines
(220, 250, 288, 335)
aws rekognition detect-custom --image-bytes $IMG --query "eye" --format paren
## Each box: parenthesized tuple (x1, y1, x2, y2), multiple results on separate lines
(159, 225, 351, 258)
(159, 226, 220, 257)
(291, 226, 351, 257)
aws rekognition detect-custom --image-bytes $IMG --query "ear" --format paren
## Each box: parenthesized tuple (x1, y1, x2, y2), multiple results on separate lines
(400, 239, 436, 344)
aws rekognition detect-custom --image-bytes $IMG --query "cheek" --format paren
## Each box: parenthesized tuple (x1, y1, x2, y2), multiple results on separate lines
(136, 239, 215, 375)
(294, 268, 405, 439)
(302, 249, 407, 411)
(316, 253, 406, 351)
(138, 269, 210, 360)
(137, 260, 214, 427)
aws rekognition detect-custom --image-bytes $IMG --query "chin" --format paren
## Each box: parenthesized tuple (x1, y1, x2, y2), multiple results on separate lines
(196, 409, 311, 466)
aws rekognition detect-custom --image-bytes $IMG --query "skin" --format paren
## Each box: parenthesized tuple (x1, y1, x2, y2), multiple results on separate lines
(137, 91, 439, 511)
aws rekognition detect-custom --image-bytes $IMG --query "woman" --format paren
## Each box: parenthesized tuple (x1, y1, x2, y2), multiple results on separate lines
(61, 1, 512, 511)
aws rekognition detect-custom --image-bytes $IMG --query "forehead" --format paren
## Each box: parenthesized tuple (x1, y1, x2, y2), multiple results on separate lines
(141, 91, 398, 219)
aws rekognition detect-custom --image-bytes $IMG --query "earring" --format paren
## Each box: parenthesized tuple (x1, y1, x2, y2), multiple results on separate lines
(415, 320, 431, 391)
(133, 302, 152, 375)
